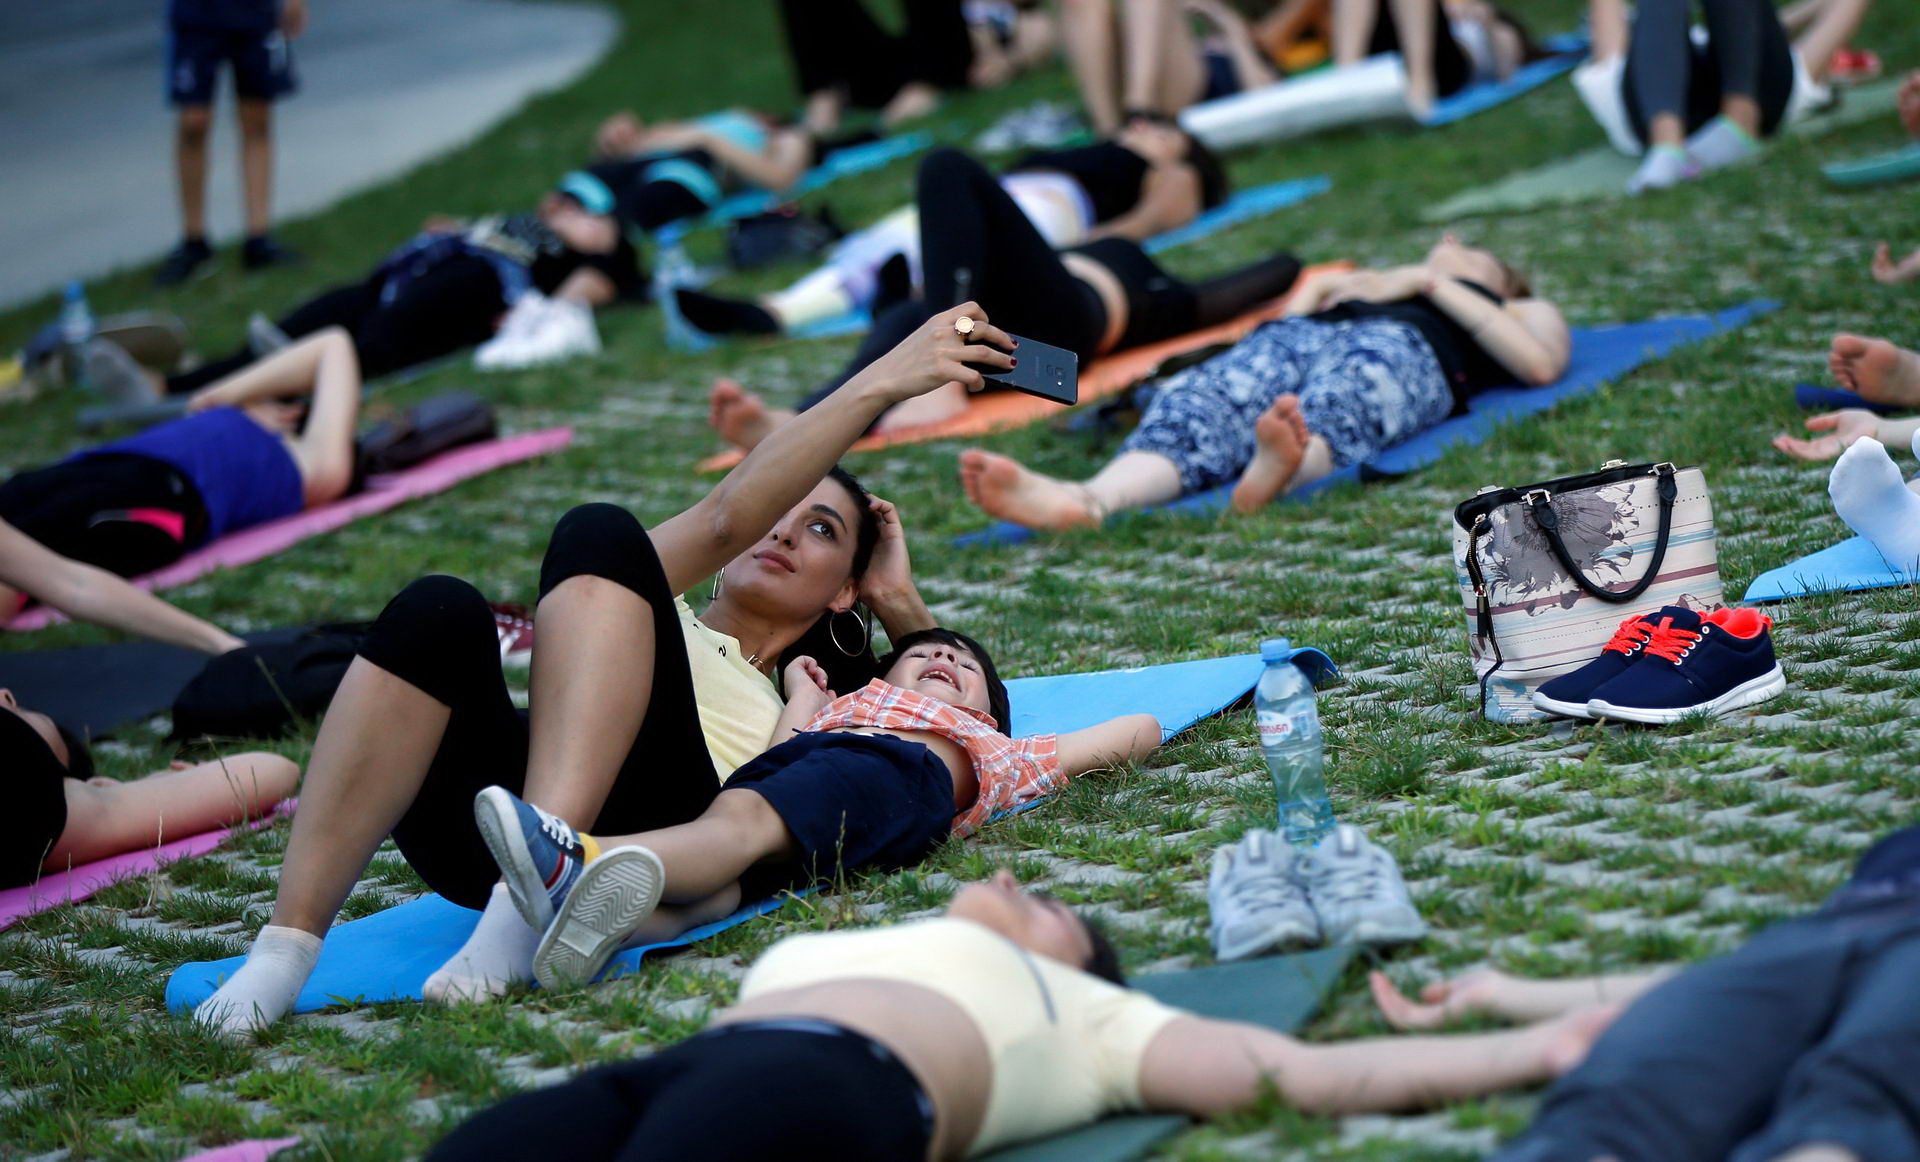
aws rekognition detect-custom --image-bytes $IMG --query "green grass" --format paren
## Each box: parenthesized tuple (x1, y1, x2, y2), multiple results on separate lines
(4, 0, 1920, 1157)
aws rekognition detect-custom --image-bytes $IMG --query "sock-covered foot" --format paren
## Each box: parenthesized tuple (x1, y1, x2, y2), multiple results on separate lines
(192, 924, 322, 1038)
(1684, 115, 1761, 172)
(1232, 394, 1309, 514)
(473, 785, 601, 930)
(423, 882, 540, 1004)
(1830, 437, 1920, 573)
(958, 449, 1101, 531)
(674, 289, 779, 336)
(1830, 334, 1920, 408)
(708, 379, 785, 450)
(1626, 144, 1699, 194)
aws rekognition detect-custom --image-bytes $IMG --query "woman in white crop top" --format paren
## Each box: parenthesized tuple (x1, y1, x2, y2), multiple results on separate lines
(192, 304, 1020, 1041)
(425, 870, 1624, 1162)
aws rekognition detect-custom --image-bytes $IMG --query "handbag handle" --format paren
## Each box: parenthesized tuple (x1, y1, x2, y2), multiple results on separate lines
(1526, 463, 1678, 604)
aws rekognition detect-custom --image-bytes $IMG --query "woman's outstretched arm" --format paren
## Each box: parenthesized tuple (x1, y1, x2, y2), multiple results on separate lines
(0, 518, 243, 654)
(46, 752, 299, 869)
(1056, 714, 1162, 776)
(1369, 966, 1669, 1029)
(1137, 1004, 1621, 1116)
(651, 303, 1015, 596)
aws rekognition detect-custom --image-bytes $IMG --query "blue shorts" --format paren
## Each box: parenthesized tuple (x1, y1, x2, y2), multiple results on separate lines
(725, 731, 954, 885)
(167, 26, 297, 106)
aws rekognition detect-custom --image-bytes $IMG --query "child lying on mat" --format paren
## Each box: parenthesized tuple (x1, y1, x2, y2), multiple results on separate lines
(475, 627, 1161, 989)
(1, 689, 296, 891)
(425, 869, 1619, 1162)
(960, 232, 1567, 530)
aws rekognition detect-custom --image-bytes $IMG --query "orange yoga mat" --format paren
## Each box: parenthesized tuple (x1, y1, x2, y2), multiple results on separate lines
(695, 262, 1347, 473)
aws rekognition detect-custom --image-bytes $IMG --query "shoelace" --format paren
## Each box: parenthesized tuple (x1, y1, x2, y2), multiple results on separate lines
(1224, 864, 1305, 911)
(1602, 615, 1653, 656)
(1314, 854, 1389, 906)
(535, 807, 577, 850)
(1642, 620, 1704, 665)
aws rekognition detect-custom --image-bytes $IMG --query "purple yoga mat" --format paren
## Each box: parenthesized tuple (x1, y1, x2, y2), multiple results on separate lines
(175, 1137, 300, 1162)
(6, 428, 574, 632)
(0, 800, 293, 930)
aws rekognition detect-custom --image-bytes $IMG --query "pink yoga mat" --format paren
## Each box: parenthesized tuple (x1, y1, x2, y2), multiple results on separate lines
(7, 428, 574, 632)
(0, 800, 293, 930)
(176, 1137, 300, 1162)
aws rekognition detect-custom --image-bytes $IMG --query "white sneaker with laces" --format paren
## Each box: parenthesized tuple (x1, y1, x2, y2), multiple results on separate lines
(1304, 823, 1427, 947)
(476, 294, 601, 370)
(1208, 829, 1319, 961)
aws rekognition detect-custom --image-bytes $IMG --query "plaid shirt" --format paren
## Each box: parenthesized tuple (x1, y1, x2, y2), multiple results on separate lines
(804, 679, 1062, 838)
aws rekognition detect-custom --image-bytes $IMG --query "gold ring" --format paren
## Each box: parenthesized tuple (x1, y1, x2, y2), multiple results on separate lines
(953, 316, 975, 338)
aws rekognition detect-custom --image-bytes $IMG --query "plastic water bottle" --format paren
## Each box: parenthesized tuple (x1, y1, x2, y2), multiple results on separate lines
(1257, 637, 1333, 846)
(60, 280, 95, 386)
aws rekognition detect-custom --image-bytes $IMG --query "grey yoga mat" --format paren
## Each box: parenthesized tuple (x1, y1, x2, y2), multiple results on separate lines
(980, 946, 1357, 1162)
(1424, 77, 1904, 221)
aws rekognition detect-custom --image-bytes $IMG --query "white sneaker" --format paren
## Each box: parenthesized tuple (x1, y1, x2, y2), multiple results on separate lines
(475, 294, 600, 370)
(1208, 829, 1319, 961)
(1305, 824, 1428, 947)
(534, 845, 666, 989)
(247, 312, 291, 358)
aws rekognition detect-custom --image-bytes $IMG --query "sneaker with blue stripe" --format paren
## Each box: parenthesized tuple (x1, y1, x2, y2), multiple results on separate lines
(474, 786, 596, 931)
(1586, 607, 1786, 724)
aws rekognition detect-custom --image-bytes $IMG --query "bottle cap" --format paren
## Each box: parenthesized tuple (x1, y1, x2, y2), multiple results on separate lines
(1260, 637, 1291, 661)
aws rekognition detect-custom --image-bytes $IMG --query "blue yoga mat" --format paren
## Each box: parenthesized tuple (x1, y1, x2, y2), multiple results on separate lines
(955, 301, 1776, 547)
(1794, 383, 1896, 416)
(655, 132, 932, 244)
(166, 650, 1331, 1013)
(1423, 36, 1587, 126)
(1742, 535, 1919, 603)
(786, 177, 1332, 342)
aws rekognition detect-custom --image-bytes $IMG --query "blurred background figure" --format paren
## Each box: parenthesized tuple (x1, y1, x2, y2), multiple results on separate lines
(157, 0, 309, 286)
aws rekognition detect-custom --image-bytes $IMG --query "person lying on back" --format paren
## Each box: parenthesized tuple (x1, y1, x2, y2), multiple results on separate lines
(475, 627, 1162, 988)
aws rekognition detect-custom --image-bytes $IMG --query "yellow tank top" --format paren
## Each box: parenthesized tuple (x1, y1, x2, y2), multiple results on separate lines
(674, 595, 783, 781)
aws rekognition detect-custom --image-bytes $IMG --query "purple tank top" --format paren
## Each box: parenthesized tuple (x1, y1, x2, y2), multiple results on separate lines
(79, 407, 304, 541)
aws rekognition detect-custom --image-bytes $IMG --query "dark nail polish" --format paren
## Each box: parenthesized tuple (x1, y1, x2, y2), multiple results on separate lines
(1012, 339, 1020, 347)
(1010, 358, 1018, 366)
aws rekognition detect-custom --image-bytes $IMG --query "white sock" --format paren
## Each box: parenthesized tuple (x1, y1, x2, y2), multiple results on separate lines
(193, 924, 322, 1039)
(1627, 144, 1697, 194)
(1830, 437, 1920, 573)
(1685, 115, 1761, 172)
(423, 883, 538, 1004)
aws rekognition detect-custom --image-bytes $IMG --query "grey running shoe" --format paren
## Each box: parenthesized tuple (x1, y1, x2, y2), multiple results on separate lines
(82, 339, 160, 404)
(247, 312, 291, 358)
(534, 845, 666, 989)
(1305, 824, 1428, 947)
(1208, 829, 1319, 961)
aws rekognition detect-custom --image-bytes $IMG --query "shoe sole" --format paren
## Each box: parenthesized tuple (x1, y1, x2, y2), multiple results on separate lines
(472, 787, 555, 932)
(534, 846, 665, 990)
(1213, 924, 1320, 962)
(1588, 665, 1787, 725)
(1529, 692, 1594, 720)
(1327, 919, 1429, 947)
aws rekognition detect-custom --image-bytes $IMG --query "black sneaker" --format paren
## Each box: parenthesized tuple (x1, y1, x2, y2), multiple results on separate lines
(154, 238, 214, 287)
(242, 235, 303, 271)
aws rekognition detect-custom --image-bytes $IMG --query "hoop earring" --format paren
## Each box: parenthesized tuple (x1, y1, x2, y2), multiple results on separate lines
(710, 567, 725, 602)
(828, 605, 870, 657)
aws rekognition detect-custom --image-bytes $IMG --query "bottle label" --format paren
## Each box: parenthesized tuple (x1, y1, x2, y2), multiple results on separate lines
(1257, 709, 1293, 740)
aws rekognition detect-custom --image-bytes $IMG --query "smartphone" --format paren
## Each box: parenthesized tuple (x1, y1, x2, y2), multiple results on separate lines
(967, 332, 1079, 405)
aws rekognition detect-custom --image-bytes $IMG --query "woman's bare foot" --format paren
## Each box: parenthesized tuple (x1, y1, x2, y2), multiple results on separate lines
(708, 379, 788, 451)
(1231, 394, 1310, 514)
(959, 449, 1101, 531)
(873, 382, 970, 434)
(882, 82, 942, 127)
(1830, 334, 1920, 407)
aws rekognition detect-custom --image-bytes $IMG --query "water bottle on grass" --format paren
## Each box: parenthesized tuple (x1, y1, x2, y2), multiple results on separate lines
(1257, 637, 1333, 847)
(60, 280, 95, 387)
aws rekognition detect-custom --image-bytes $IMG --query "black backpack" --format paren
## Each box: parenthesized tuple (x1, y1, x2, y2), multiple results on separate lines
(351, 392, 497, 490)
(171, 623, 371, 740)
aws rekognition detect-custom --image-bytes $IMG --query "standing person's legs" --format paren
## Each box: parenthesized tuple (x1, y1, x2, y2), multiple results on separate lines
(174, 104, 214, 248)
(1729, 923, 1920, 1162)
(163, 23, 221, 274)
(1061, 0, 1125, 134)
(231, 26, 298, 263)
(236, 99, 276, 240)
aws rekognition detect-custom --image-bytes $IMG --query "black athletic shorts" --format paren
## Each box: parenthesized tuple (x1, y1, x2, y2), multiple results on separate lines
(168, 25, 298, 106)
(0, 453, 209, 580)
(0, 712, 73, 891)
(727, 731, 955, 885)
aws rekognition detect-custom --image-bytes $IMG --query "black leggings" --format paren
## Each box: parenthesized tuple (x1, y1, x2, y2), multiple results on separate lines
(1624, 0, 1794, 143)
(591, 155, 722, 234)
(0, 453, 208, 578)
(779, 0, 974, 109)
(1495, 829, 1920, 1162)
(799, 148, 1301, 412)
(1366, 0, 1474, 97)
(165, 254, 506, 395)
(424, 1023, 934, 1162)
(360, 503, 722, 909)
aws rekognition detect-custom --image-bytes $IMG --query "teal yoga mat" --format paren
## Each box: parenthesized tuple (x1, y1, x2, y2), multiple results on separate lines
(1824, 142, 1920, 187)
(1742, 535, 1918, 602)
(654, 132, 933, 243)
(167, 651, 1334, 1013)
(982, 947, 1356, 1162)
(1425, 78, 1905, 220)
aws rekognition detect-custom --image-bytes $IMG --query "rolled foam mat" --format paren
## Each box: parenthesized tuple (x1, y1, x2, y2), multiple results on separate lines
(1824, 141, 1920, 187)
